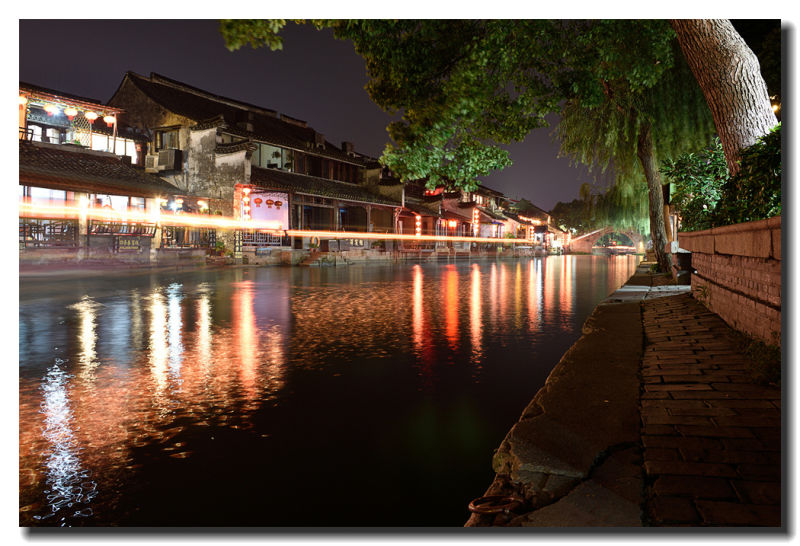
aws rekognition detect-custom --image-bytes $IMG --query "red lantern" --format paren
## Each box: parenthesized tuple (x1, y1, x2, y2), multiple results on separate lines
(254, 197, 263, 207)
(275, 200, 283, 209)
(265, 199, 274, 209)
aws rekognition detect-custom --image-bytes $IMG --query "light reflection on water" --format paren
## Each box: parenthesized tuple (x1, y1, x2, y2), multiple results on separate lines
(19, 255, 639, 526)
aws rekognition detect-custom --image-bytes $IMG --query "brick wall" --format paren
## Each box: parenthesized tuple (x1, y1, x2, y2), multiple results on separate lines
(678, 217, 781, 346)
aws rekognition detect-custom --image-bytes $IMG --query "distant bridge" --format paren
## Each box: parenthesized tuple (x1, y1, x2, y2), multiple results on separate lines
(568, 227, 645, 254)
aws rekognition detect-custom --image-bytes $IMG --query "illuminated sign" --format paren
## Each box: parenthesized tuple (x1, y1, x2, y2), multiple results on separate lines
(249, 191, 289, 229)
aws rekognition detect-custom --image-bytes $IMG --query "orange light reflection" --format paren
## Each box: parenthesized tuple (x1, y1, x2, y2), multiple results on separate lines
(444, 266, 459, 351)
(470, 264, 483, 365)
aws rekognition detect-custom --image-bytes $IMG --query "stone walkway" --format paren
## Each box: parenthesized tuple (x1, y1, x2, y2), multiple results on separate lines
(641, 294, 781, 526)
(465, 264, 782, 528)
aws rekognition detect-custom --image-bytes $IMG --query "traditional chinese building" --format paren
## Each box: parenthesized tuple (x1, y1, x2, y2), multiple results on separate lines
(106, 72, 401, 253)
(18, 82, 211, 265)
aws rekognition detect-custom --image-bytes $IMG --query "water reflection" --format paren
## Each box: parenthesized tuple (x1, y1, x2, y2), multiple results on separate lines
(412, 264, 424, 355)
(19, 255, 640, 526)
(167, 284, 184, 377)
(36, 359, 97, 524)
(148, 289, 169, 402)
(196, 288, 212, 371)
(469, 264, 482, 365)
(444, 266, 459, 351)
(235, 280, 257, 400)
(71, 297, 98, 383)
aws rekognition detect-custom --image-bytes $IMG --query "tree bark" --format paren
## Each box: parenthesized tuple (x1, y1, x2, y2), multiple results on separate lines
(671, 19, 778, 177)
(637, 120, 672, 273)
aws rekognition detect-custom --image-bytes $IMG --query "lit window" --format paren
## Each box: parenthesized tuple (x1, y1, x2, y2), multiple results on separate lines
(156, 130, 179, 150)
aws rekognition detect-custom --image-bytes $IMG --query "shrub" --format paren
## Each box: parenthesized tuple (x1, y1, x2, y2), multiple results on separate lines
(661, 138, 728, 231)
(717, 123, 782, 225)
(661, 123, 781, 231)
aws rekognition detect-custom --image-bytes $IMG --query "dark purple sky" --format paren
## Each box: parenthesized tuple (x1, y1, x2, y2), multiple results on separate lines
(19, 19, 601, 210)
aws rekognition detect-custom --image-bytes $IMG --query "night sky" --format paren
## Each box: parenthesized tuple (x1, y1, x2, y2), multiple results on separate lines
(18, 19, 601, 211)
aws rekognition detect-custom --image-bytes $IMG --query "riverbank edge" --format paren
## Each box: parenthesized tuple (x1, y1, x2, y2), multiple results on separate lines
(17, 254, 591, 282)
(18, 250, 644, 279)
(465, 262, 668, 527)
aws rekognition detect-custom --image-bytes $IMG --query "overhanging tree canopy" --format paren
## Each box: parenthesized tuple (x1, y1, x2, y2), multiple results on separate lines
(221, 20, 680, 188)
(221, 19, 776, 270)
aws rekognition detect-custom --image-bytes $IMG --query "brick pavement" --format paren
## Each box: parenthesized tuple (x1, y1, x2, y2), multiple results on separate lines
(640, 293, 781, 527)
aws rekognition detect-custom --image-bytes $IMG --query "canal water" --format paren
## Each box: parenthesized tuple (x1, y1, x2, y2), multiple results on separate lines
(19, 255, 640, 527)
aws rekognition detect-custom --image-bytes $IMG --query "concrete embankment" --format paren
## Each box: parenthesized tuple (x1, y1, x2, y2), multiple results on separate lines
(465, 263, 689, 527)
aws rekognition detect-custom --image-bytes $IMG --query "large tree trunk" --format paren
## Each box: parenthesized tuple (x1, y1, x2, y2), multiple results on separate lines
(671, 19, 778, 176)
(637, 120, 671, 273)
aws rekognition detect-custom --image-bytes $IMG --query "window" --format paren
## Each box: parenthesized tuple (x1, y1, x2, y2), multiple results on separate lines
(29, 125, 43, 142)
(251, 143, 291, 170)
(46, 128, 62, 144)
(129, 197, 146, 211)
(156, 129, 179, 150)
(92, 133, 109, 152)
(22, 186, 68, 206)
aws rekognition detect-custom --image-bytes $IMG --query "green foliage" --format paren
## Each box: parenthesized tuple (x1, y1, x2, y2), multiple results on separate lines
(220, 19, 288, 51)
(717, 123, 782, 225)
(662, 124, 781, 231)
(556, 36, 715, 240)
(551, 198, 594, 234)
(551, 182, 649, 237)
(660, 138, 728, 231)
(219, 19, 699, 193)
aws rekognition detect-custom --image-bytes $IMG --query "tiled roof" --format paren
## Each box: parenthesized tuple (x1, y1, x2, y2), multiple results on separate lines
(123, 72, 369, 166)
(501, 211, 533, 226)
(216, 141, 256, 155)
(19, 140, 182, 197)
(475, 183, 506, 197)
(20, 81, 109, 110)
(401, 201, 441, 218)
(250, 167, 400, 207)
(478, 206, 507, 221)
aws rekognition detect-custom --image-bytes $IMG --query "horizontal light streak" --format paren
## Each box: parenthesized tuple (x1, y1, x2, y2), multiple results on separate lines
(19, 202, 535, 244)
(286, 229, 532, 244)
(19, 202, 281, 231)
(569, 228, 605, 242)
(592, 245, 636, 251)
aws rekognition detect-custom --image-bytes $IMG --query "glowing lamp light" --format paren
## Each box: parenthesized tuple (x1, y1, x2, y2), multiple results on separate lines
(64, 107, 78, 120)
(44, 104, 59, 116)
(84, 111, 98, 122)
(103, 115, 116, 127)
(448, 220, 457, 228)
(197, 200, 208, 210)
(415, 215, 422, 237)
(772, 104, 779, 113)
(19, 95, 28, 109)
(242, 187, 251, 195)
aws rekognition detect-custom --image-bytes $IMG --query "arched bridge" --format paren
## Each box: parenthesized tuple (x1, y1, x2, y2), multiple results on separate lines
(568, 227, 645, 254)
